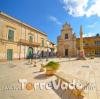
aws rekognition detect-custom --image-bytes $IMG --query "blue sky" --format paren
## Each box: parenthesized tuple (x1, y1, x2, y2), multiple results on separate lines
(0, 0, 100, 43)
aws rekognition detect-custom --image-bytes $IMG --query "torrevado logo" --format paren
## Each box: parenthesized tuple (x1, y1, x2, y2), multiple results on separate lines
(19, 79, 83, 90)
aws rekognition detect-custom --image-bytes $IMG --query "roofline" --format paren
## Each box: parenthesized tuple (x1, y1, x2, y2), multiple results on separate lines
(48, 40, 55, 45)
(0, 11, 47, 36)
(76, 36, 100, 39)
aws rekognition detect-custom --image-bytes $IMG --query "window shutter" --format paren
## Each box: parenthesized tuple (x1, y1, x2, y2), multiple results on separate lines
(42, 39, 44, 47)
(8, 29, 14, 41)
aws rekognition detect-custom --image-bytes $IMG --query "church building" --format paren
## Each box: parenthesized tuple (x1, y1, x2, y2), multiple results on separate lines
(57, 23, 77, 57)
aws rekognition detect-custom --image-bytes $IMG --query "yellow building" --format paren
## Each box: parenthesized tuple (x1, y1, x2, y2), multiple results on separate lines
(47, 40, 57, 56)
(76, 36, 100, 57)
(0, 12, 53, 61)
(57, 23, 100, 57)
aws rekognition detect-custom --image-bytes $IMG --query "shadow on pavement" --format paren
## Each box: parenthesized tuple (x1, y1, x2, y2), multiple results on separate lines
(8, 64, 16, 68)
(52, 80, 84, 99)
(34, 74, 48, 80)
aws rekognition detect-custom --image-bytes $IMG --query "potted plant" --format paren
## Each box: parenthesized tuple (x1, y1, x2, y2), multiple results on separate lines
(44, 61, 60, 76)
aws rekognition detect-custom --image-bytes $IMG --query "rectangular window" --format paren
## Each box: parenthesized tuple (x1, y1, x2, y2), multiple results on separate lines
(0, 21, 3, 38)
(8, 29, 14, 41)
(95, 50, 100, 55)
(35, 33, 38, 42)
(21, 27, 25, 39)
(41, 39, 44, 47)
(95, 41, 100, 46)
(65, 34, 68, 39)
(29, 34, 33, 42)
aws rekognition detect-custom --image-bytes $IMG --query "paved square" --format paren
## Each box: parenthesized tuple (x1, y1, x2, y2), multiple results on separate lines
(0, 58, 100, 99)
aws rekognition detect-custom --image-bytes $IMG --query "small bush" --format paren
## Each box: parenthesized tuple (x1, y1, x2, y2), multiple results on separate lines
(44, 61, 59, 70)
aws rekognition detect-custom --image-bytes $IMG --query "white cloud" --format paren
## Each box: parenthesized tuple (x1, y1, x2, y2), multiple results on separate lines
(49, 16, 62, 25)
(63, 0, 100, 17)
(83, 32, 96, 37)
(87, 22, 97, 28)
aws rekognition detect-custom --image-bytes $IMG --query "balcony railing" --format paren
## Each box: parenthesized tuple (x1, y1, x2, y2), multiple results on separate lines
(83, 44, 100, 47)
(19, 39, 40, 47)
(83, 44, 100, 49)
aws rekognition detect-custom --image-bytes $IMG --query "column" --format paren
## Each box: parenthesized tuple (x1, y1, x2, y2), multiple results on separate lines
(79, 25, 86, 59)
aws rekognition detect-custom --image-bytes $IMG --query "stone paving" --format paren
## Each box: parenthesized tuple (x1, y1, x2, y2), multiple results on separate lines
(0, 58, 100, 99)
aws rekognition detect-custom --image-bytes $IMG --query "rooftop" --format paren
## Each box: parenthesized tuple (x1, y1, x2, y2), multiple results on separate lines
(0, 11, 47, 36)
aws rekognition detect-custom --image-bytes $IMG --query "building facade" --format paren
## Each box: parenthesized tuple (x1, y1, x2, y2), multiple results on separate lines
(47, 40, 57, 57)
(0, 12, 55, 61)
(57, 23, 77, 57)
(76, 36, 100, 57)
(57, 23, 100, 57)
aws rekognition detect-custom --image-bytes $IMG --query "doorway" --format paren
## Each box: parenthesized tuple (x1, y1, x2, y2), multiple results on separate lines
(65, 49, 68, 56)
(27, 47, 33, 59)
(7, 49, 13, 61)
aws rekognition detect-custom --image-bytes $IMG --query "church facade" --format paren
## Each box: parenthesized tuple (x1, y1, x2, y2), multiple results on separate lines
(57, 23, 77, 57)
(57, 23, 100, 57)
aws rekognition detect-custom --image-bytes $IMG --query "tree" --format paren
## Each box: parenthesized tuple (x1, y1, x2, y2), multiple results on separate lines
(96, 33, 100, 37)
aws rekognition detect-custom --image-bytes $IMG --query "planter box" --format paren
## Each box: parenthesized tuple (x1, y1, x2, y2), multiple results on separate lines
(46, 67, 56, 76)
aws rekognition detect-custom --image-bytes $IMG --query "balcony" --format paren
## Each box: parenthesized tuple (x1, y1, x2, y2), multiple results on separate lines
(83, 44, 100, 49)
(19, 39, 40, 47)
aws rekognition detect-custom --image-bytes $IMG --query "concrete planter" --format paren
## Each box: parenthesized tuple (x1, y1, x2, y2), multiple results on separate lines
(44, 61, 59, 76)
(46, 67, 56, 76)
